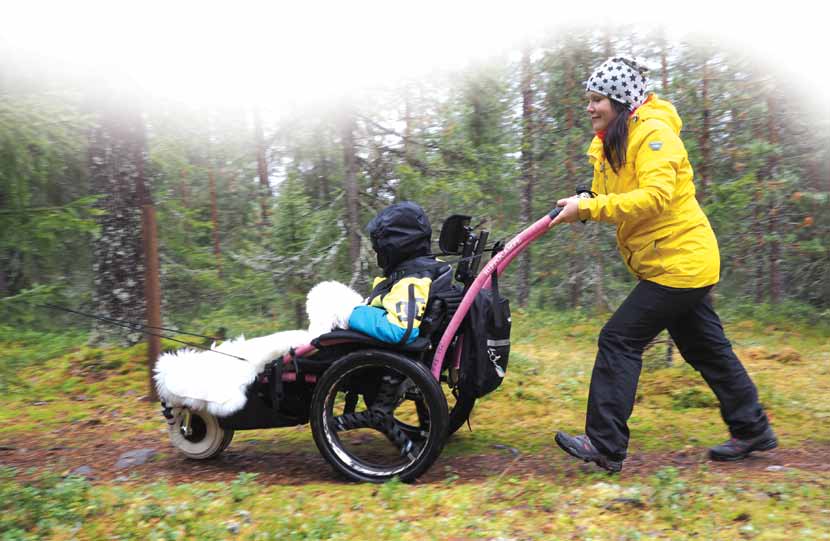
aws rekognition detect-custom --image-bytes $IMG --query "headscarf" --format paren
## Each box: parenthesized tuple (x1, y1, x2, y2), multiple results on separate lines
(585, 56, 650, 111)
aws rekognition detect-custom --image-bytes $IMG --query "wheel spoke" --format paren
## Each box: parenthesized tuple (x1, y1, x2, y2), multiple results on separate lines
(343, 391, 358, 414)
(332, 407, 424, 459)
(380, 416, 424, 459)
(331, 409, 384, 431)
(371, 375, 405, 412)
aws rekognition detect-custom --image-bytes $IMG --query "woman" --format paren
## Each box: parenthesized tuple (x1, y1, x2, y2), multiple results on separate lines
(550, 56, 775, 473)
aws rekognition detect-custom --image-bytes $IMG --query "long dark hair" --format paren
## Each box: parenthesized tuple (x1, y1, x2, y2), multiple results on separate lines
(603, 99, 631, 174)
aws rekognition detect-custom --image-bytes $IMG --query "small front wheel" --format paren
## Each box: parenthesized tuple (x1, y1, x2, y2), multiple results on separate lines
(168, 408, 234, 460)
(310, 350, 449, 483)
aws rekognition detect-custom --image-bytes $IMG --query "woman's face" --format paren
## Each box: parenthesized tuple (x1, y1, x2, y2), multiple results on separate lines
(586, 92, 618, 132)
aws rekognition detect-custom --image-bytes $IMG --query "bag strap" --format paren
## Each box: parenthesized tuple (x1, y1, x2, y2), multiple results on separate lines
(366, 275, 395, 305)
(397, 283, 417, 345)
(490, 265, 506, 328)
(367, 258, 449, 305)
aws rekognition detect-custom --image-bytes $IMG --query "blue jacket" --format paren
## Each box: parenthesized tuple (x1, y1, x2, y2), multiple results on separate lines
(348, 257, 450, 344)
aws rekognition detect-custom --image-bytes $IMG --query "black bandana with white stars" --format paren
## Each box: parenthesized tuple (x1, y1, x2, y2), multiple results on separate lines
(586, 56, 649, 111)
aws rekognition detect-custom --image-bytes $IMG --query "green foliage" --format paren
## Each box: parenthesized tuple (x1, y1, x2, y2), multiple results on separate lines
(650, 466, 688, 521)
(670, 386, 719, 410)
(376, 476, 405, 510)
(0, 326, 86, 391)
(0, 92, 96, 307)
(230, 472, 260, 502)
(0, 468, 97, 539)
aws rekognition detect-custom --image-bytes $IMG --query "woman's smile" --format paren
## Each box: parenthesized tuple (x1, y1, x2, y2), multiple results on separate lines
(586, 91, 618, 132)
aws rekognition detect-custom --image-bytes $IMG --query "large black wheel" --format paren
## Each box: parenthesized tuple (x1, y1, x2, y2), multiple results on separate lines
(310, 350, 449, 483)
(168, 408, 234, 460)
(447, 386, 477, 436)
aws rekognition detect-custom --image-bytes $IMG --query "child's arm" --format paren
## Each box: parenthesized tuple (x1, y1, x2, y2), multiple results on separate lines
(349, 276, 431, 344)
(348, 305, 420, 344)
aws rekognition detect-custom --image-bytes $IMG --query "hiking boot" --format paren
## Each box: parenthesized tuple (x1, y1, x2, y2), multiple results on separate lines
(555, 432, 622, 473)
(709, 427, 778, 461)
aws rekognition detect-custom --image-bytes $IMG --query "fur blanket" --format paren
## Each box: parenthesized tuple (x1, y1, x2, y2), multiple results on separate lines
(154, 281, 363, 417)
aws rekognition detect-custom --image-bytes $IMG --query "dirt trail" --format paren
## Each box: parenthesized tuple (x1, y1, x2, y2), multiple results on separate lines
(2, 423, 828, 486)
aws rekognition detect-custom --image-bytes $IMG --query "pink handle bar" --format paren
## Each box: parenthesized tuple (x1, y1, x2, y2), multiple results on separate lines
(430, 211, 557, 379)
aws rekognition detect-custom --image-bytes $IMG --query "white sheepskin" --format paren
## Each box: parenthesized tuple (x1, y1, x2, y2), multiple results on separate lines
(155, 281, 364, 417)
(305, 280, 363, 338)
(154, 329, 312, 417)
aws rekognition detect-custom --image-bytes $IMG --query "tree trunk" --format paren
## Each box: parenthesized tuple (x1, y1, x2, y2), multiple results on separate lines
(518, 48, 535, 308)
(404, 87, 417, 169)
(253, 107, 271, 225)
(753, 188, 766, 304)
(751, 85, 766, 304)
(209, 165, 222, 276)
(141, 203, 161, 400)
(88, 100, 148, 346)
(368, 133, 383, 203)
(341, 106, 361, 265)
(766, 92, 781, 304)
(314, 127, 331, 204)
(179, 167, 190, 208)
(564, 50, 583, 308)
(295, 300, 304, 330)
(470, 90, 484, 149)
(698, 58, 711, 202)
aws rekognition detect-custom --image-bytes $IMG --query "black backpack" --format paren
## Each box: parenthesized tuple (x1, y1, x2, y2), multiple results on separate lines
(459, 274, 511, 398)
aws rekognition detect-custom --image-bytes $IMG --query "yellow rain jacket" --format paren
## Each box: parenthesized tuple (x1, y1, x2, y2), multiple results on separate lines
(578, 95, 720, 288)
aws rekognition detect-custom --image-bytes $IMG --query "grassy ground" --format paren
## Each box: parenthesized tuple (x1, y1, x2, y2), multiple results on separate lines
(1, 310, 829, 540)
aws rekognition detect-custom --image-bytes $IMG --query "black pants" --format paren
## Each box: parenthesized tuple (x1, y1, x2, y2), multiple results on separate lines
(586, 280, 769, 461)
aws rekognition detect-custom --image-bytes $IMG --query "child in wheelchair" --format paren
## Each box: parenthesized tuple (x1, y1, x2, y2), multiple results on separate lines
(347, 201, 454, 345)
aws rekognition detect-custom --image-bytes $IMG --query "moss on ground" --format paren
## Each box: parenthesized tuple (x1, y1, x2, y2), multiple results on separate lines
(1, 310, 829, 539)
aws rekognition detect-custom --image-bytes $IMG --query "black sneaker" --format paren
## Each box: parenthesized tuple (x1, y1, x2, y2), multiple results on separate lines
(555, 432, 622, 473)
(709, 427, 778, 461)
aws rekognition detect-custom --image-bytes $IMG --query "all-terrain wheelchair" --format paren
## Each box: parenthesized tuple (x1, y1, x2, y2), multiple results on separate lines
(163, 204, 570, 483)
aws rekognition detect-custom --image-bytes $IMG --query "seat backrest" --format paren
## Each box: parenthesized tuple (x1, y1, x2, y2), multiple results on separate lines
(430, 264, 453, 293)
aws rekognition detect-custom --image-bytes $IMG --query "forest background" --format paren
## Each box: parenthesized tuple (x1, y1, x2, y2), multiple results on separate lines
(2, 7, 829, 350)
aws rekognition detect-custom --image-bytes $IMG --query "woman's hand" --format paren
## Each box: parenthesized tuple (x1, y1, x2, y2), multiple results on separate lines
(550, 196, 581, 227)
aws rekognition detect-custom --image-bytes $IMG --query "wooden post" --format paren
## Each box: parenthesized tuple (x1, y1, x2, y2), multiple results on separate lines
(142, 204, 162, 401)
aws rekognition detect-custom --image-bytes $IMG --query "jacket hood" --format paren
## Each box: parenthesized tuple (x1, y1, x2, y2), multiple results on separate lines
(634, 94, 683, 134)
(367, 201, 432, 275)
(587, 94, 683, 161)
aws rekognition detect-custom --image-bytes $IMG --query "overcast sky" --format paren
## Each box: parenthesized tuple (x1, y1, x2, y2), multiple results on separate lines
(2, 1, 827, 117)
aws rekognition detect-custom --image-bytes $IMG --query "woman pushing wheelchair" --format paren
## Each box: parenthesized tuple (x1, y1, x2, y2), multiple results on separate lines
(549, 56, 776, 473)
